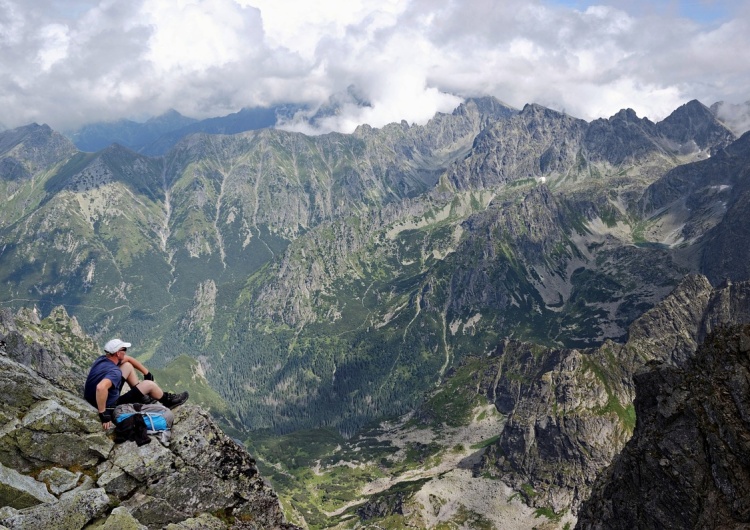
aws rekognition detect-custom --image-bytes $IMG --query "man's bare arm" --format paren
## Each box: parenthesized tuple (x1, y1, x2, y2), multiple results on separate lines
(96, 378, 114, 429)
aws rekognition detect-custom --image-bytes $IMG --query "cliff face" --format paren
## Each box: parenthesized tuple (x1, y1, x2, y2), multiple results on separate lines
(576, 324, 750, 529)
(0, 307, 297, 530)
(473, 340, 635, 513)
(475, 274, 750, 517)
(0, 306, 100, 395)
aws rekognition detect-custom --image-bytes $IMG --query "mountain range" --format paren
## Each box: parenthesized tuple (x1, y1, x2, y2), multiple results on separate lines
(3, 95, 750, 528)
(0, 98, 748, 433)
(65, 104, 304, 155)
(1, 97, 749, 438)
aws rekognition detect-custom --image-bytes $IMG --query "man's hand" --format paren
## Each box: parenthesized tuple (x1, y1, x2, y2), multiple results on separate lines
(99, 410, 113, 430)
(144, 372, 154, 381)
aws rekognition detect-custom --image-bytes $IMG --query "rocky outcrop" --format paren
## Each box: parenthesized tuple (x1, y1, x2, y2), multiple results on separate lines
(476, 274, 750, 517)
(625, 273, 750, 365)
(0, 310, 297, 530)
(474, 339, 634, 513)
(448, 100, 735, 193)
(0, 306, 99, 394)
(576, 324, 750, 529)
(623, 273, 715, 366)
(447, 104, 589, 191)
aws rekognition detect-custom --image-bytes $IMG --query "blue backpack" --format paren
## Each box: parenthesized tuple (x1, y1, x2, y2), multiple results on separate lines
(119, 411, 170, 432)
(114, 403, 174, 444)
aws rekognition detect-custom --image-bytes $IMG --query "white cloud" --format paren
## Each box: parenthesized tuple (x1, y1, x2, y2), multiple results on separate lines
(142, 1, 262, 71)
(0, 0, 748, 133)
(36, 23, 70, 71)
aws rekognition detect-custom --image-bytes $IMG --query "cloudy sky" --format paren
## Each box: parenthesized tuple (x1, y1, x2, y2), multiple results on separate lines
(1, 0, 748, 134)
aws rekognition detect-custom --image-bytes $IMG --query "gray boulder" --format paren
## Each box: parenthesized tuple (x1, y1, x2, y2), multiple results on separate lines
(37, 467, 82, 495)
(0, 462, 56, 508)
(0, 488, 111, 529)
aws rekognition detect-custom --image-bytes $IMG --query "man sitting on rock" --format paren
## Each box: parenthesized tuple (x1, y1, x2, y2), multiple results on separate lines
(84, 338, 188, 430)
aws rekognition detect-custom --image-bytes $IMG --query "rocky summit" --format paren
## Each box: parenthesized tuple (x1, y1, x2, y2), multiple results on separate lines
(0, 307, 298, 530)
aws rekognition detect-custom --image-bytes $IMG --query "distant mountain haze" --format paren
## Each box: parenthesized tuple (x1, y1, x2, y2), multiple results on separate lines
(66, 105, 304, 155)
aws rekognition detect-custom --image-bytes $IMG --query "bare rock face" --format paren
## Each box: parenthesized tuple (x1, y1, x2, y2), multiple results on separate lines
(0, 306, 100, 395)
(624, 273, 715, 365)
(576, 324, 750, 529)
(655, 99, 735, 155)
(0, 310, 298, 530)
(474, 340, 634, 513)
(475, 274, 750, 517)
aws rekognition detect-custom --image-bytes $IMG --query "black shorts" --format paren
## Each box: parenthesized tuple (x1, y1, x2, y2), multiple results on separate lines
(116, 385, 145, 406)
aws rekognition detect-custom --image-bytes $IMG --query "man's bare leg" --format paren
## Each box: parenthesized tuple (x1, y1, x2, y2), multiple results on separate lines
(120, 362, 164, 399)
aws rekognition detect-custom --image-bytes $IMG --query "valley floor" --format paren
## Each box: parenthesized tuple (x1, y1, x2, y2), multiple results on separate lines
(257, 403, 576, 529)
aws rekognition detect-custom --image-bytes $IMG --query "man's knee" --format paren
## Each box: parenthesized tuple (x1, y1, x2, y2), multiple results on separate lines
(138, 380, 162, 396)
(119, 361, 134, 376)
(119, 362, 140, 387)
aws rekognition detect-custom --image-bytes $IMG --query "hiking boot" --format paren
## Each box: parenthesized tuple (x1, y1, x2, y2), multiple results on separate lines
(159, 391, 189, 409)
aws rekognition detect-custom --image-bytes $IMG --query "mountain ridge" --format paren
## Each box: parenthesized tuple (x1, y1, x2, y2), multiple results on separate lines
(0, 97, 745, 436)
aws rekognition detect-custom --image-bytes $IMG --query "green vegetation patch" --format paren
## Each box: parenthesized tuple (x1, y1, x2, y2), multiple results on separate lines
(534, 506, 565, 523)
(582, 357, 636, 432)
(470, 434, 502, 451)
(434, 505, 495, 530)
(414, 357, 487, 428)
(151, 355, 231, 418)
(248, 428, 396, 529)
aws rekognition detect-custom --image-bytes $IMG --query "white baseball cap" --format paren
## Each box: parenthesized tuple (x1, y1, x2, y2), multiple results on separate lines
(104, 338, 132, 354)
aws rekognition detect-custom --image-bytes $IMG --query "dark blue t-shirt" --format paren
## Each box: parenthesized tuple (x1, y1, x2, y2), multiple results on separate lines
(83, 356, 123, 409)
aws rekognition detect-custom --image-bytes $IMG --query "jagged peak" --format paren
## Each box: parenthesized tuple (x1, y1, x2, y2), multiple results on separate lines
(683, 98, 710, 111)
(0, 122, 55, 145)
(662, 99, 714, 122)
(654, 98, 735, 152)
(609, 107, 652, 125)
(612, 108, 639, 120)
(520, 102, 551, 115)
(518, 103, 581, 124)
